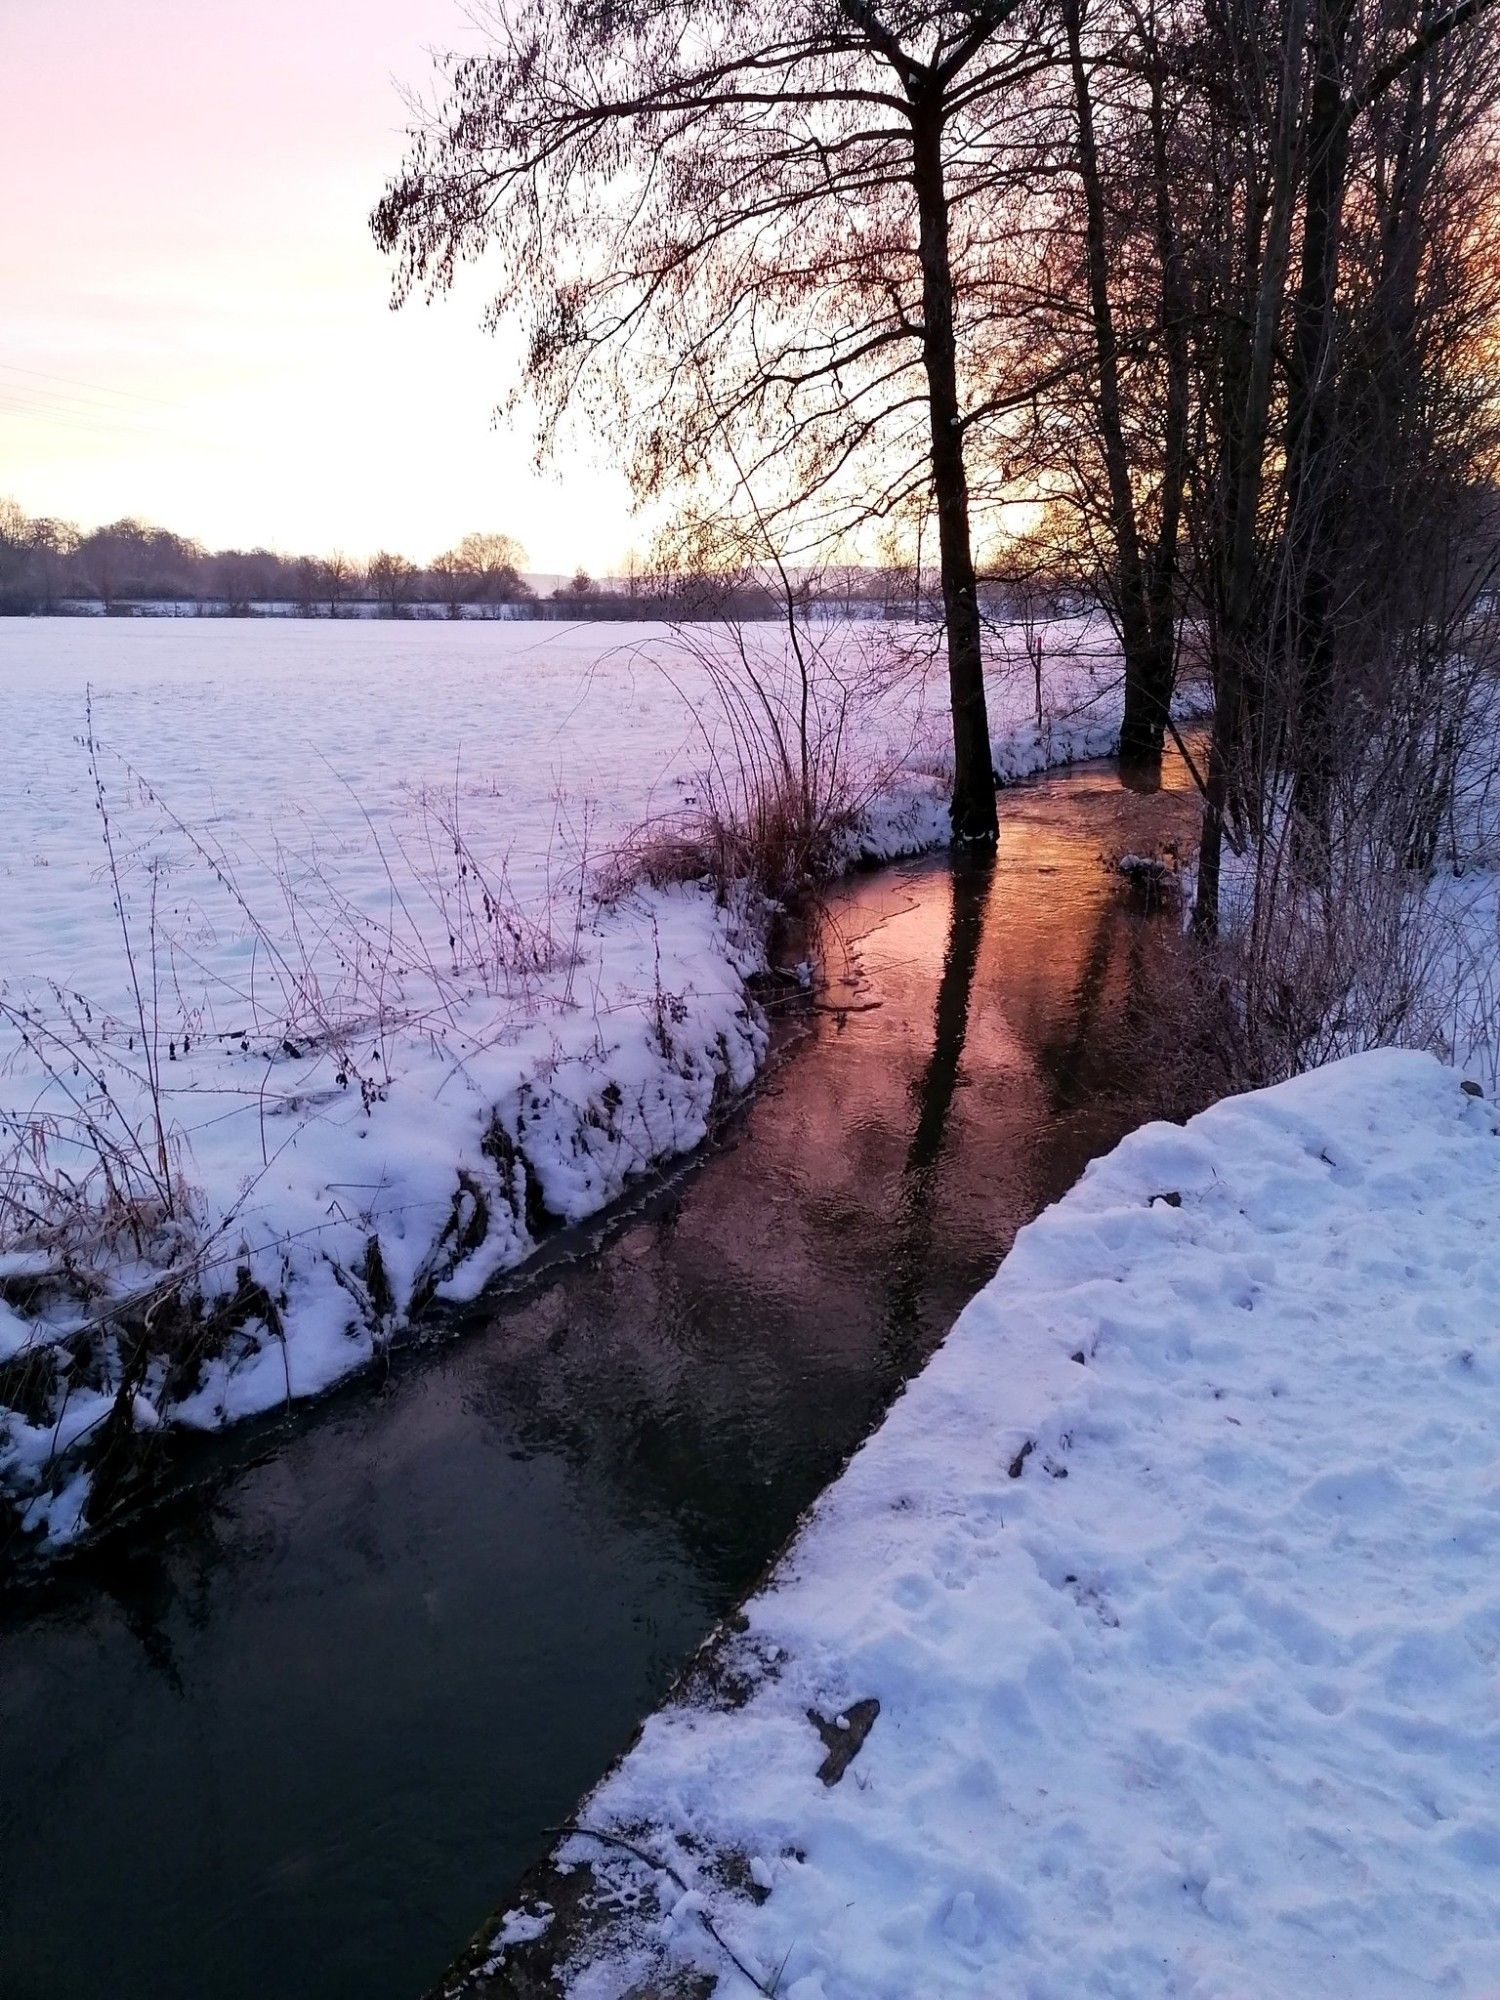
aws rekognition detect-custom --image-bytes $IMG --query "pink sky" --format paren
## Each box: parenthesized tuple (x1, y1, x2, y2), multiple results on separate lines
(1, 0, 636, 569)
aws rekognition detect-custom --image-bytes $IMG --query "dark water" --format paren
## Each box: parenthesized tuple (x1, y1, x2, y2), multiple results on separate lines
(0, 752, 1200, 2000)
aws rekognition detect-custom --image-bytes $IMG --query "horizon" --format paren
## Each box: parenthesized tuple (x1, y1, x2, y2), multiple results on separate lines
(1, 0, 640, 574)
(5, 6, 1500, 2000)
(0, 494, 931, 587)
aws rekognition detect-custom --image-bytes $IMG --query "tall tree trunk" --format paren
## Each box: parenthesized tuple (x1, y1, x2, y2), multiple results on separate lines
(911, 101, 998, 844)
(1063, 0, 1166, 767)
(1143, 47, 1191, 732)
(1285, 0, 1356, 839)
(1193, 0, 1308, 935)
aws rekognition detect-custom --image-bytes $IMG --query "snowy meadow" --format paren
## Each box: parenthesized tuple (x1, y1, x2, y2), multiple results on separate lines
(0, 615, 1133, 1547)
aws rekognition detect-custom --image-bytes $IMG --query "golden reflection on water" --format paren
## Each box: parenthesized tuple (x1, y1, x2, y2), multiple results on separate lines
(646, 751, 1205, 1395)
(0, 751, 1208, 2000)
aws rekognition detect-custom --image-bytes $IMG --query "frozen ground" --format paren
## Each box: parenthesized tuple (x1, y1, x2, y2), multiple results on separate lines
(482, 1049, 1500, 2000)
(1206, 685, 1500, 1098)
(0, 615, 1134, 1543)
(1422, 869, 1500, 1095)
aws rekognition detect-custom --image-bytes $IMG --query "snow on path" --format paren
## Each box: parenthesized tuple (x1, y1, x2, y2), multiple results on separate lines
(491, 1051, 1500, 2000)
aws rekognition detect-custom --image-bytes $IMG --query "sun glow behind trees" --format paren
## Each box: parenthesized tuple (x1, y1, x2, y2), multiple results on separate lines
(376, 0, 1500, 925)
(0, 0, 638, 571)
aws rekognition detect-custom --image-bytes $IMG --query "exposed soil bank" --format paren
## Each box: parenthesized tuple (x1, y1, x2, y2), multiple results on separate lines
(0, 753, 1200, 2000)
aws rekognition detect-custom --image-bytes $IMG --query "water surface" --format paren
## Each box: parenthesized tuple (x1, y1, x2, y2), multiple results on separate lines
(0, 751, 1199, 2000)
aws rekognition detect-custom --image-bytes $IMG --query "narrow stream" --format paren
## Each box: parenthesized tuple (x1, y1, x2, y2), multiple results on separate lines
(0, 750, 1201, 2000)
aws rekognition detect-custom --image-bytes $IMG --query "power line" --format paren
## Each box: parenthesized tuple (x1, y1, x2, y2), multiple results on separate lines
(0, 391, 238, 457)
(0, 391, 168, 439)
(12, 381, 170, 420)
(0, 360, 177, 410)
(0, 382, 167, 426)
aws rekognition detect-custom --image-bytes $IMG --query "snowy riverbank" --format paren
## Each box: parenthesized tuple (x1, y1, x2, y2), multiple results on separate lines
(470, 1050, 1500, 2000)
(0, 617, 1140, 1546)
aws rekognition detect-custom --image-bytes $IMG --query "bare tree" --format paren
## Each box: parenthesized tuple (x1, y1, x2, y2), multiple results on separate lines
(0, 498, 34, 611)
(427, 547, 471, 619)
(367, 550, 419, 618)
(453, 530, 529, 604)
(1169, 0, 1500, 939)
(374, 0, 1070, 843)
(293, 555, 323, 618)
(23, 516, 80, 613)
(318, 551, 356, 620)
(213, 550, 258, 617)
(1005, 0, 1196, 767)
(429, 530, 530, 615)
(987, 524, 1080, 730)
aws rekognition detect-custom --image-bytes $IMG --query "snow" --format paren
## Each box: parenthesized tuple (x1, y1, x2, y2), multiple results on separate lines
(494, 1051, 1500, 2000)
(0, 614, 1137, 1542)
(1424, 859, 1500, 1097)
(1200, 682, 1500, 1098)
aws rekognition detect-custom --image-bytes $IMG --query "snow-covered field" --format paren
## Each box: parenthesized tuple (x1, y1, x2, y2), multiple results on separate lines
(0, 615, 1132, 1543)
(482, 1050, 1500, 2000)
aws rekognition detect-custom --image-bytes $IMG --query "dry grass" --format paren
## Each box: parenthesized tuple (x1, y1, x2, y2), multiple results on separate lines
(603, 614, 928, 907)
(0, 710, 612, 1546)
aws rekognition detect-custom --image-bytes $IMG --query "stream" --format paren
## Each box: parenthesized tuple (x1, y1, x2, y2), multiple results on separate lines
(0, 748, 1201, 2000)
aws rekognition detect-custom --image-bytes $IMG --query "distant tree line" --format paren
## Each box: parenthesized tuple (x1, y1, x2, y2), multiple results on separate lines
(0, 506, 543, 618)
(377, 0, 1500, 910)
(0, 500, 1000, 621)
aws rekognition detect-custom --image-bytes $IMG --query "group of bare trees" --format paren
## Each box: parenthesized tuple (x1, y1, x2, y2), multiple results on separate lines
(1190, 0, 1500, 943)
(922, 0, 1500, 958)
(377, 0, 1052, 839)
(0, 507, 533, 617)
(376, 0, 1500, 948)
(0, 501, 921, 622)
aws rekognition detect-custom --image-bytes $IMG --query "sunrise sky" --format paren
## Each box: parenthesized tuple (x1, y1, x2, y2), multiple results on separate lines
(2, 0, 636, 571)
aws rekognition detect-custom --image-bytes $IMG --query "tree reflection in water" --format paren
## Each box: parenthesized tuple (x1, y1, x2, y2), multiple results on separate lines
(0, 751, 1204, 2000)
